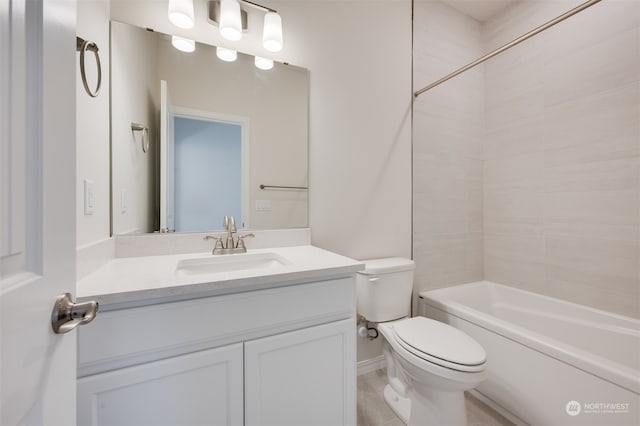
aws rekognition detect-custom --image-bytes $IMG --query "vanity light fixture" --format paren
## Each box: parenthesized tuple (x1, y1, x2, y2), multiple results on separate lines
(262, 11, 283, 52)
(216, 46, 237, 62)
(219, 0, 243, 41)
(254, 56, 273, 70)
(168, 0, 195, 29)
(208, 1, 283, 52)
(171, 35, 196, 53)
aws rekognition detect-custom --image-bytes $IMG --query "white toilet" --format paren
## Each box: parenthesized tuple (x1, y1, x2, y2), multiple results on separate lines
(356, 258, 487, 426)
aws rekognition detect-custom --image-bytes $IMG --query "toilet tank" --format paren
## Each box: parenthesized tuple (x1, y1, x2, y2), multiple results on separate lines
(356, 258, 415, 323)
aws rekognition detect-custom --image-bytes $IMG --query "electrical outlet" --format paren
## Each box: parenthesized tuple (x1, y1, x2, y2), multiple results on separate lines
(84, 179, 95, 215)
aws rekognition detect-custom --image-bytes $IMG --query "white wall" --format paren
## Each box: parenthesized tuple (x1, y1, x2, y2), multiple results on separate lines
(279, 1, 412, 362)
(111, 22, 159, 235)
(76, 0, 111, 248)
(278, 1, 413, 263)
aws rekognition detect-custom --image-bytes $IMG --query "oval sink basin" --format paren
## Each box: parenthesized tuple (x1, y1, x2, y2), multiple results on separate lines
(176, 252, 290, 276)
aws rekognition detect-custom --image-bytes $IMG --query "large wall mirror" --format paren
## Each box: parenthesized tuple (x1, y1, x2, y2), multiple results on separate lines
(111, 21, 309, 235)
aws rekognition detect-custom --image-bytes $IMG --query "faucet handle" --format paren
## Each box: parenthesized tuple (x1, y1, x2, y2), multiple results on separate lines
(203, 235, 223, 253)
(236, 233, 255, 250)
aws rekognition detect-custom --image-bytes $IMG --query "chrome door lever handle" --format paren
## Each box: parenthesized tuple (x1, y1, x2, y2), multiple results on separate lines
(51, 293, 99, 334)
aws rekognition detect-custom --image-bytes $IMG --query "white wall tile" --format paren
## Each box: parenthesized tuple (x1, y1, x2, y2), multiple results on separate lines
(485, 88, 545, 131)
(543, 0, 640, 63)
(484, 46, 543, 107)
(414, 231, 484, 291)
(544, 186, 640, 242)
(416, 0, 639, 318)
(484, 189, 544, 236)
(413, 1, 485, 310)
(484, 116, 545, 160)
(543, 28, 640, 107)
(480, 0, 640, 318)
(485, 152, 545, 191)
(545, 237, 640, 317)
(543, 83, 640, 155)
(484, 232, 546, 290)
(544, 158, 639, 193)
(483, 0, 582, 50)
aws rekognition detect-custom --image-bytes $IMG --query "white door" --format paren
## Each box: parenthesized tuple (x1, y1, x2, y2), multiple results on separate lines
(160, 80, 175, 232)
(1, 0, 81, 424)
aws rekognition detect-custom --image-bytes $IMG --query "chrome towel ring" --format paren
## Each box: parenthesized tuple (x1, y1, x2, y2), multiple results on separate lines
(77, 36, 102, 97)
(131, 123, 150, 153)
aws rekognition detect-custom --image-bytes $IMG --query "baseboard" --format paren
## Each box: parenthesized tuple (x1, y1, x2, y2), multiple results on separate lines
(357, 355, 385, 376)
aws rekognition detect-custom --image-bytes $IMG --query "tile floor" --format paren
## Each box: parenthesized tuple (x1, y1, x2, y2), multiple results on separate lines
(357, 369, 514, 426)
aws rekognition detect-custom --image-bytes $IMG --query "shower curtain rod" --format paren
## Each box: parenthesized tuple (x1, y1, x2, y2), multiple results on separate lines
(414, 0, 603, 98)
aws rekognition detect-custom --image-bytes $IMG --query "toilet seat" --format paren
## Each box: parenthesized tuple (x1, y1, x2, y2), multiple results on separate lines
(391, 317, 486, 373)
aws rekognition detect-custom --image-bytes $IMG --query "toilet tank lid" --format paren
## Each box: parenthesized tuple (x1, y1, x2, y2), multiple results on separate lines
(358, 257, 415, 275)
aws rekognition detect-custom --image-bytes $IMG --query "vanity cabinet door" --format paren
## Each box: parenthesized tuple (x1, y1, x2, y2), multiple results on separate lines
(77, 343, 243, 426)
(244, 319, 356, 426)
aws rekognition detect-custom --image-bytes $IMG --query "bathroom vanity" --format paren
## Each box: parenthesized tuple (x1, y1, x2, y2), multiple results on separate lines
(76, 245, 361, 426)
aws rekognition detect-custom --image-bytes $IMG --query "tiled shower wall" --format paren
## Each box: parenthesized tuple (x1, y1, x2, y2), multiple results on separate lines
(413, 0, 640, 318)
(412, 1, 485, 313)
(482, 0, 640, 318)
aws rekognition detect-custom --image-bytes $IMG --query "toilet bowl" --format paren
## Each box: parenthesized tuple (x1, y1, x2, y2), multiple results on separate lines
(356, 258, 487, 426)
(378, 317, 487, 425)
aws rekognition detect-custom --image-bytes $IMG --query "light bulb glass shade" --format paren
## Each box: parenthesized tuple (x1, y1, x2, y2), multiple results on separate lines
(262, 12, 283, 52)
(168, 0, 195, 29)
(254, 56, 273, 70)
(171, 35, 196, 53)
(216, 46, 237, 62)
(220, 0, 242, 41)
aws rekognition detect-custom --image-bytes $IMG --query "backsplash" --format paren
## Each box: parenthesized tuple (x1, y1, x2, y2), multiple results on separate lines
(114, 228, 311, 258)
(76, 228, 311, 280)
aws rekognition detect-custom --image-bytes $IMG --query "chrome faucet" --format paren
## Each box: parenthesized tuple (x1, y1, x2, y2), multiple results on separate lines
(224, 215, 236, 249)
(203, 215, 254, 255)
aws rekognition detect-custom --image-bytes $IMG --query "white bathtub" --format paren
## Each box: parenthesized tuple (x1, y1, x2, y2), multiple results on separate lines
(419, 281, 640, 426)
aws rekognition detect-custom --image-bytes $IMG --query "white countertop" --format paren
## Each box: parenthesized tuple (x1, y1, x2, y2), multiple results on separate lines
(77, 245, 363, 310)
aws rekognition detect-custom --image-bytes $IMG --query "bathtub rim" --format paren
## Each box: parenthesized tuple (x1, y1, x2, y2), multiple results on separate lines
(419, 281, 640, 395)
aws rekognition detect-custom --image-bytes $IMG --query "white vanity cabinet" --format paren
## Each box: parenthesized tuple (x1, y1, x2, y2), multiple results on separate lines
(77, 277, 356, 426)
(245, 319, 354, 426)
(77, 343, 244, 426)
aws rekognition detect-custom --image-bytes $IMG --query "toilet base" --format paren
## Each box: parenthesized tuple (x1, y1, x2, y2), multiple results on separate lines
(383, 384, 410, 424)
(384, 383, 470, 426)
